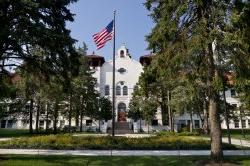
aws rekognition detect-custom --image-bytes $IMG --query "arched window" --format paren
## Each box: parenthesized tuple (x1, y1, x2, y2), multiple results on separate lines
(123, 86, 128, 95)
(116, 86, 121, 96)
(104, 85, 110, 96)
(120, 50, 125, 58)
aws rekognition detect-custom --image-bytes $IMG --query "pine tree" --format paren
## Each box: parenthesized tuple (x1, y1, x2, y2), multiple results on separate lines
(144, 0, 243, 161)
(0, 0, 79, 86)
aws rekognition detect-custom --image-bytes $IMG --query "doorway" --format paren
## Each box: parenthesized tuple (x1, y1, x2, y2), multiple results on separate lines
(118, 103, 126, 122)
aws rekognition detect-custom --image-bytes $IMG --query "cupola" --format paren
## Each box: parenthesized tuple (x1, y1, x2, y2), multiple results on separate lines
(117, 44, 131, 59)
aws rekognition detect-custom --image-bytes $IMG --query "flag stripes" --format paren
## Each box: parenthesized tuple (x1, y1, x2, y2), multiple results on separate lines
(92, 21, 114, 50)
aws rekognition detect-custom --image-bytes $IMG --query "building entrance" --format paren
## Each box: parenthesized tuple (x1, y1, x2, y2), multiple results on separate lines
(118, 103, 126, 122)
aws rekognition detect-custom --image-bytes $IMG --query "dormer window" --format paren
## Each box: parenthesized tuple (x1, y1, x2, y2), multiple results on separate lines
(120, 50, 125, 58)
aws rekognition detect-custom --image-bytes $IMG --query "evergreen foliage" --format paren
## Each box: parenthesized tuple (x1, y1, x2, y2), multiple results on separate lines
(142, 0, 250, 161)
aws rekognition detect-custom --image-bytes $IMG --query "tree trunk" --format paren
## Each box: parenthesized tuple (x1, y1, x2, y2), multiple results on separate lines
(222, 85, 231, 144)
(203, 101, 209, 135)
(206, 40, 223, 161)
(167, 90, 173, 131)
(75, 109, 79, 127)
(209, 96, 223, 161)
(35, 99, 40, 133)
(139, 118, 142, 132)
(190, 110, 193, 132)
(239, 108, 245, 138)
(45, 102, 49, 133)
(80, 110, 83, 132)
(53, 102, 58, 134)
(68, 93, 72, 133)
(161, 89, 168, 125)
(99, 119, 101, 132)
(147, 121, 150, 134)
(29, 99, 34, 134)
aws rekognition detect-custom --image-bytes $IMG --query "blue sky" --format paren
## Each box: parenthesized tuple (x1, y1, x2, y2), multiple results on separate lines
(67, 0, 154, 60)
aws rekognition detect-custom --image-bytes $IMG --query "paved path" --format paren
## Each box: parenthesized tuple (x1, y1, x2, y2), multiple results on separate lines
(73, 133, 152, 138)
(0, 138, 11, 141)
(199, 137, 250, 147)
(0, 149, 250, 156)
(222, 137, 250, 147)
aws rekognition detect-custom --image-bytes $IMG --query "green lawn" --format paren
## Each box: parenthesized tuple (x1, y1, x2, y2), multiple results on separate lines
(0, 155, 249, 166)
(222, 129, 250, 141)
(0, 129, 30, 138)
(228, 134, 250, 141)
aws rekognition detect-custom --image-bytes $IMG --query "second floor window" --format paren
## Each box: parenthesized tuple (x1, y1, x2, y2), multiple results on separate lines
(105, 85, 110, 96)
(123, 86, 128, 95)
(116, 86, 121, 96)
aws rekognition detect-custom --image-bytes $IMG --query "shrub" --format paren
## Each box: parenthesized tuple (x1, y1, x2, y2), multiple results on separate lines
(156, 131, 199, 137)
(0, 134, 237, 150)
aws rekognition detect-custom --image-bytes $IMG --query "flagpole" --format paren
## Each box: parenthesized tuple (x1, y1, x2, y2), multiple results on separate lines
(112, 10, 116, 137)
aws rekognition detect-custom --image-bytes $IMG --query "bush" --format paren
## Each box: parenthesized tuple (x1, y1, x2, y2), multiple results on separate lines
(0, 134, 238, 150)
(156, 131, 199, 137)
(63, 126, 77, 132)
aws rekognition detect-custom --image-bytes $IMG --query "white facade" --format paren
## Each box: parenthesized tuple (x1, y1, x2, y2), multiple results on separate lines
(90, 45, 143, 122)
(1, 45, 250, 132)
(220, 89, 250, 129)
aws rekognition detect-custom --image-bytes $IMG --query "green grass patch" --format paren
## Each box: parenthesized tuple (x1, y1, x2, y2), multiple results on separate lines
(0, 155, 250, 166)
(0, 129, 30, 138)
(222, 129, 250, 141)
(0, 128, 100, 138)
(0, 134, 237, 150)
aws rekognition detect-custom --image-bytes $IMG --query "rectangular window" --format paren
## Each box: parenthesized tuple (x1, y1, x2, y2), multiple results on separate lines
(151, 120, 158, 126)
(1, 120, 6, 128)
(59, 120, 64, 127)
(231, 89, 236, 97)
(248, 120, 250, 128)
(242, 120, 246, 128)
(179, 120, 186, 128)
(105, 85, 110, 95)
(39, 120, 44, 129)
(86, 120, 92, 126)
(234, 119, 239, 128)
(194, 120, 200, 128)
(7, 120, 16, 128)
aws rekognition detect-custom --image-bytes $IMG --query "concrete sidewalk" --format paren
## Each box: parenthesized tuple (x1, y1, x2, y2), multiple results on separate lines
(0, 138, 11, 141)
(0, 149, 250, 156)
(222, 137, 250, 147)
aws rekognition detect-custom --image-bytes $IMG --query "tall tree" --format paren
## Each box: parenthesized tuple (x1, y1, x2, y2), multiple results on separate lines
(144, 0, 247, 161)
(0, 0, 79, 90)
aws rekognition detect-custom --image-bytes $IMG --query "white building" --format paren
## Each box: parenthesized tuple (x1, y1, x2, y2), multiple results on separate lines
(1, 45, 249, 132)
(87, 45, 144, 122)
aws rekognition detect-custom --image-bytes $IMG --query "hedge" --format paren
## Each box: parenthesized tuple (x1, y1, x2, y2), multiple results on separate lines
(0, 134, 237, 150)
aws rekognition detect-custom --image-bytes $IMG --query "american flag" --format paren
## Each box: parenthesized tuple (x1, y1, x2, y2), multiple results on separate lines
(93, 20, 114, 50)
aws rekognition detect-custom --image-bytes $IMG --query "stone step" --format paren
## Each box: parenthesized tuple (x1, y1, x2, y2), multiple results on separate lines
(107, 129, 133, 134)
(114, 122, 130, 129)
(108, 122, 133, 134)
